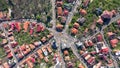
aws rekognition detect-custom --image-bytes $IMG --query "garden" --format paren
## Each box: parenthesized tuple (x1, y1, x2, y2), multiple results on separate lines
(69, 0, 120, 38)
(13, 22, 50, 45)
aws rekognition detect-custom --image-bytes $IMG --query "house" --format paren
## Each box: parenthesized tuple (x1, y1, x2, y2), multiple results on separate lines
(11, 41, 18, 48)
(85, 54, 91, 60)
(56, 1, 63, 7)
(44, 57, 49, 62)
(97, 34, 103, 42)
(8, 32, 13, 37)
(101, 47, 109, 54)
(63, 9, 69, 16)
(7, 52, 13, 59)
(36, 24, 45, 32)
(75, 41, 86, 50)
(3, 62, 10, 68)
(29, 44, 35, 50)
(84, 40, 89, 47)
(64, 50, 69, 56)
(77, 17, 86, 25)
(37, 49, 44, 59)
(29, 28, 34, 35)
(47, 33, 54, 39)
(88, 40, 94, 46)
(26, 60, 34, 68)
(0, 11, 10, 20)
(23, 21, 30, 32)
(47, 46, 52, 53)
(90, 51, 97, 55)
(18, 53, 23, 59)
(75, 41, 83, 47)
(107, 32, 115, 37)
(82, 53, 89, 58)
(14, 22, 21, 32)
(57, 7, 63, 17)
(56, 24, 63, 31)
(111, 10, 117, 17)
(2, 39, 8, 45)
(114, 50, 120, 56)
(9, 36, 15, 41)
(61, 16, 66, 24)
(20, 44, 26, 51)
(65, 56, 70, 61)
(34, 41, 42, 47)
(73, 22, 80, 29)
(101, 10, 112, 24)
(87, 57, 95, 65)
(9, 23, 15, 30)
(80, 9, 87, 16)
(117, 19, 120, 25)
(82, 0, 90, 8)
(110, 39, 118, 48)
(78, 63, 84, 68)
(71, 28, 78, 35)
(67, 62, 73, 68)
(93, 61, 102, 68)
(42, 47, 48, 56)
(80, 50, 85, 55)
(97, 18, 103, 25)
(41, 37, 47, 43)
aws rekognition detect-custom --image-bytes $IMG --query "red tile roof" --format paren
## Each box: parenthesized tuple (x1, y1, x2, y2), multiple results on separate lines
(56, 24, 63, 30)
(80, 9, 87, 16)
(64, 50, 69, 56)
(110, 39, 119, 48)
(37, 49, 44, 59)
(7, 52, 13, 59)
(57, 7, 63, 16)
(63, 9, 69, 16)
(88, 40, 93, 46)
(56, 1, 63, 6)
(36, 24, 44, 32)
(23, 21, 30, 32)
(107, 32, 114, 37)
(97, 18, 103, 25)
(29, 28, 34, 35)
(97, 34, 103, 42)
(73, 22, 80, 29)
(101, 47, 109, 53)
(15, 22, 21, 32)
(47, 47, 52, 53)
(3, 62, 10, 68)
(71, 28, 78, 35)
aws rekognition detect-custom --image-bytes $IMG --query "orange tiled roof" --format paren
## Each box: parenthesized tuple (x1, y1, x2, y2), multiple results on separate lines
(73, 22, 80, 29)
(110, 39, 118, 48)
(64, 50, 69, 56)
(23, 21, 30, 32)
(57, 7, 63, 16)
(71, 28, 78, 35)
(80, 9, 87, 16)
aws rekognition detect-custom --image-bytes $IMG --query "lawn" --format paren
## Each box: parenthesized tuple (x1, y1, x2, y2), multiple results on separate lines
(0, 47, 5, 59)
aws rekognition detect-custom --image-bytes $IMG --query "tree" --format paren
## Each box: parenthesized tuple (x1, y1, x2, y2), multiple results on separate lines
(36, 14, 41, 22)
